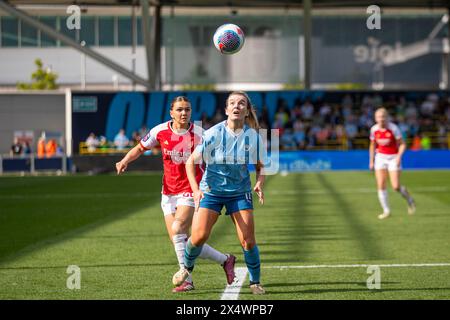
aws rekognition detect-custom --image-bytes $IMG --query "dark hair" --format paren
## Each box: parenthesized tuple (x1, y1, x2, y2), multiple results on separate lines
(170, 96, 191, 109)
(226, 91, 260, 129)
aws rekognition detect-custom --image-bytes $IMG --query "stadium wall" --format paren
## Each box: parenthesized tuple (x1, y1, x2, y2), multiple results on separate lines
(0, 93, 65, 154)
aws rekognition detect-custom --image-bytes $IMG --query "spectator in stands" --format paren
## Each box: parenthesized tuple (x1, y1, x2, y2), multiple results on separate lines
(131, 131, 141, 146)
(45, 139, 57, 158)
(300, 99, 314, 121)
(397, 116, 409, 141)
(344, 115, 358, 148)
(274, 104, 290, 127)
(420, 94, 437, 118)
(37, 137, 46, 158)
(139, 125, 148, 139)
(10, 137, 23, 156)
(342, 94, 353, 108)
(280, 128, 296, 150)
(290, 103, 302, 121)
(293, 126, 306, 149)
(319, 102, 332, 120)
(86, 132, 100, 153)
(114, 129, 130, 150)
(23, 141, 32, 155)
(316, 124, 332, 145)
(420, 134, 432, 150)
(410, 135, 422, 151)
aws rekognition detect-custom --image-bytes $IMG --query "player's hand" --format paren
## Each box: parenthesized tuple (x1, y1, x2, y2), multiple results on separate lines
(253, 182, 264, 205)
(193, 190, 204, 212)
(369, 161, 374, 171)
(116, 161, 127, 175)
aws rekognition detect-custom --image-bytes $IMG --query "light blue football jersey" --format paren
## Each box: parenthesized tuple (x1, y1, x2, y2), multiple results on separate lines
(195, 120, 268, 196)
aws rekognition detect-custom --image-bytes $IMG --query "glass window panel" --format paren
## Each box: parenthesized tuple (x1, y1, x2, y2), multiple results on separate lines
(1, 16, 19, 47)
(99, 16, 114, 46)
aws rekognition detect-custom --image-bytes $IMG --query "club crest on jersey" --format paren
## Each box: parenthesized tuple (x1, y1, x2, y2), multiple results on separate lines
(164, 140, 169, 145)
(244, 144, 250, 152)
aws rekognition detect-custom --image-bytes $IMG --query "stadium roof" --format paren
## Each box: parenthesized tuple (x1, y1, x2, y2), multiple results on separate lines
(6, 0, 450, 8)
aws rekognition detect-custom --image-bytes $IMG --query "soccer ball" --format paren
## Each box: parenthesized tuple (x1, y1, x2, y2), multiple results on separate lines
(213, 24, 245, 54)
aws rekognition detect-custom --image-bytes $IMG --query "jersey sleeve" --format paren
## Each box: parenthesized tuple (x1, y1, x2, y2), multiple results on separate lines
(369, 126, 376, 141)
(390, 123, 402, 140)
(139, 126, 159, 150)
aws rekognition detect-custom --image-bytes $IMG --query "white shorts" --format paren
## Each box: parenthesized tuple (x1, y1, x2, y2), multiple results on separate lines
(161, 192, 195, 216)
(374, 153, 400, 172)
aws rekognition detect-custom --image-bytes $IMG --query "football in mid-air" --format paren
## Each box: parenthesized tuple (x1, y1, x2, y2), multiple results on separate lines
(213, 24, 245, 54)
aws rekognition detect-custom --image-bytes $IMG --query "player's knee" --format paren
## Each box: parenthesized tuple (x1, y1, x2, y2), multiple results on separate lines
(171, 219, 188, 235)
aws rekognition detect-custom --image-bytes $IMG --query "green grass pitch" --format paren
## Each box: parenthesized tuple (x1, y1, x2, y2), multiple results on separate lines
(0, 170, 449, 299)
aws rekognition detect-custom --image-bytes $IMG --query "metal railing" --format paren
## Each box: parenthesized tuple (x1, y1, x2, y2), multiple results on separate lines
(0, 154, 68, 175)
(281, 132, 450, 151)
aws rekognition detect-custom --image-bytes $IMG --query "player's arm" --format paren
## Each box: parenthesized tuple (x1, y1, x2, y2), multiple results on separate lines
(396, 137, 406, 166)
(186, 150, 204, 210)
(369, 140, 375, 170)
(254, 161, 265, 205)
(116, 144, 145, 175)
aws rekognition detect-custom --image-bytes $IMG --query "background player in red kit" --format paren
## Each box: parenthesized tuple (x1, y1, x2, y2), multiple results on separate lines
(369, 107, 416, 220)
(115, 96, 236, 292)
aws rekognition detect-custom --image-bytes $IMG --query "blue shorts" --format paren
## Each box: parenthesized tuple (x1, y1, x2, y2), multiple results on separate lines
(199, 192, 254, 215)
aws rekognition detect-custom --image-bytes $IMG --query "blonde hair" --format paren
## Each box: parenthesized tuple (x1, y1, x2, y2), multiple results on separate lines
(226, 91, 260, 130)
(375, 107, 388, 117)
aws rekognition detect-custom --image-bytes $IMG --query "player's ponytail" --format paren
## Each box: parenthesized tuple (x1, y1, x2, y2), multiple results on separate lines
(227, 91, 260, 130)
(246, 105, 260, 130)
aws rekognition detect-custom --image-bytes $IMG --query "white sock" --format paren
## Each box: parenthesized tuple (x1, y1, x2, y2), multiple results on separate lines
(199, 243, 227, 264)
(172, 234, 192, 283)
(377, 189, 390, 214)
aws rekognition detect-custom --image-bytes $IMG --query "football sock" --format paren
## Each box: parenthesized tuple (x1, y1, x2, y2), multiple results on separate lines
(199, 243, 227, 264)
(172, 234, 192, 282)
(377, 189, 390, 214)
(243, 245, 261, 284)
(398, 185, 412, 202)
(184, 238, 203, 271)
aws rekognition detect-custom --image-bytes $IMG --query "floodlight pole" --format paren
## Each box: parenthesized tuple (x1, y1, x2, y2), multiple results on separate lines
(152, 4, 162, 90)
(448, 6, 450, 90)
(303, 0, 312, 90)
(141, 0, 154, 90)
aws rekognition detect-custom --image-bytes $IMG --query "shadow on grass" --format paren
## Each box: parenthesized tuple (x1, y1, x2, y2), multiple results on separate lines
(0, 175, 163, 266)
(263, 281, 400, 288)
(257, 286, 450, 295)
(0, 261, 176, 270)
(316, 173, 385, 261)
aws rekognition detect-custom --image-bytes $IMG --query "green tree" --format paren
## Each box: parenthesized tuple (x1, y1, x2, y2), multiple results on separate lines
(17, 59, 58, 90)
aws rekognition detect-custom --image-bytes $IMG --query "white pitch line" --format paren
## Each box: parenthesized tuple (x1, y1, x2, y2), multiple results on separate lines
(220, 267, 248, 300)
(263, 263, 450, 269)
